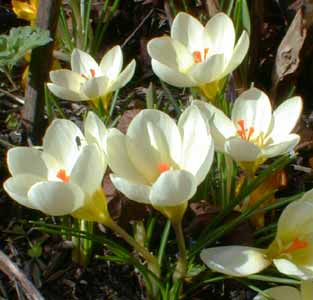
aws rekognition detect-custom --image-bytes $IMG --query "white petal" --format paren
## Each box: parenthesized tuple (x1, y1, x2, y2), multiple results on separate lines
(81, 76, 111, 99)
(71, 48, 100, 76)
(104, 128, 148, 184)
(108, 59, 136, 92)
(47, 83, 88, 101)
(99, 45, 123, 80)
(7, 147, 47, 177)
(28, 181, 84, 216)
(222, 31, 250, 76)
(270, 96, 303, 140)
(84, 111, 107, 149)
(127, 109, 182, 167)
(225, 137, 261, 161)
(70, 144, 105, 196)
(299, 188, 313, 203)
(262, 134, 300, 158)
(171, 12, 205, 51)
(188, 53, 225, 84)
(193, 100, 236, 151)
(205, 13, 235, 62)
(253, 286, 301, 300)
(149, 170, 197, 207)
(49, 69, 85, 92)
(178, 105, 214, 184)
(273, 259, 313, 279)
(231, 87, 272, 136)
(110, 174, 151, 204)
(3, 175, 43, 209)
(151, 59, 195, 87)
(200, 246, 270, 276)
(43, 119, 85, 171)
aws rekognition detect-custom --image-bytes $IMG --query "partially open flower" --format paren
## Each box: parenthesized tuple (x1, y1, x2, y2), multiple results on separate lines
(147, 12, 249, 100)
(4, 112, 108, 223)
(200, 189, 313, 279)
(47, 47, 136, 110)
(12, 0, 38, 25)
(195, 87, 302, 174)
(253, 281, 313, 300)
(104, 105, 214, 221)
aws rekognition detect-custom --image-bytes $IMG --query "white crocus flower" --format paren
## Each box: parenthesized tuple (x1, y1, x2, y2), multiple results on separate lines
(195, 87, 302, 174)
(104, 105, 214, 220)
(147, 12, 249, 100)
(47, 46, 136, 109)
(200, 189, 313, 279)
(254, 281, 313, 300)
(4, 113, 108, 222)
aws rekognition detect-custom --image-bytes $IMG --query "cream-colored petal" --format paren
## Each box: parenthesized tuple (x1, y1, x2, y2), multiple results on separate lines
(47, 83, 88, 101)
(171, 12, 205, 51)
(28, 181, 84, 216)
(231, 87, 272, 136)
(49, 69, 85, 92)
(99, 45, 123, 80)
(71, 48, 100, 76)
(149, 170, 197, 207)
(204, 13, 235, 62)
(84, 111, 107, 149)
(193, 100, 236, 151)
(299, 188, 313, 203)
(253, 286, 301, 300)
(127, 109, 182, 167)
(110, 174, 151, 204)
(178, 105, 214, 184)
(221, 31, 250, 77)
(108, 59, 136, 92)
(273, 259, 313, 279)
(188, 53, 225, 84)
(81, 76, 111, 99)
(43, 119, 85, 171)
(301, 280, 313, 300)
(200, 246, 270, 276)
(262, 134, 300, 158)
(270, 97, 303, 140)
(225, 137, 261, 161)
(3, 175, 43, 209)
(104, 128, 148, 184)
(151, 59, 195, 87)
(7, 147, 47, 177)
(70, 144, 105, 196)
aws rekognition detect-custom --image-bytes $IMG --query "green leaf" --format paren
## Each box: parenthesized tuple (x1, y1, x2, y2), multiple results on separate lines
(28, 243, 42, 258)
(0, 26, 52, 69)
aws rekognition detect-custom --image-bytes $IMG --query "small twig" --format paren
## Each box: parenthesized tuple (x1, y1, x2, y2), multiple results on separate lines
(0, 87, 24, 105)
(121, 9, 154, 48)
(0, 250, 45, 300)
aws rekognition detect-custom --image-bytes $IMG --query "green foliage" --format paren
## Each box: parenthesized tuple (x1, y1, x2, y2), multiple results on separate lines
(0, 26, 51, 72)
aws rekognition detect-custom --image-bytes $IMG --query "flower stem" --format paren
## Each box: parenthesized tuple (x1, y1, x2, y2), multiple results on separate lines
(172, 220, 187, 280)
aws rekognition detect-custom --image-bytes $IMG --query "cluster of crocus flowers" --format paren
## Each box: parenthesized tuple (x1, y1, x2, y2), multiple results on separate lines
(47, 47, 136, 110)
(254, 281, 313, 300)
(147, 12, 249, 101)
(195, 87, 302, 175)
(200, 189, 313, 279)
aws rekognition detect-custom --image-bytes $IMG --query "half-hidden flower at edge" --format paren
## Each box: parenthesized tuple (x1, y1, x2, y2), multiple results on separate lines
(200, 189, 313, 279)
(3, 112, 109, 224)
(253, 280, 313, 300)
(12, 0, 38, 25)
(194, 87, 302, 175)
(147, 12, 249, 101)
(47, 47, 136, 110)
(104, 104, 214, 222)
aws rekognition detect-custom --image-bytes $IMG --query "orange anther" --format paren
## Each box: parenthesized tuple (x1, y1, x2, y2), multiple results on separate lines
(158, 163, 170, 173)
(247, 127, 255, 140)
(285, 238, 308, 254)
(204, 48, 209, 60)
(193, 51, 202, 63)
(237, 119, 246, 139)
(90, 69, 96, 77)
(56, 169, 70, 183)
(81, 73, 88, 80)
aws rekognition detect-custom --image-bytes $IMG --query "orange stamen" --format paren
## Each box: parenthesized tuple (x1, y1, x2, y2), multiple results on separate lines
(56, 169, 70, 183)
(81, 73, 88, 80)
(90, 69, 96, 77)
(158, 163, 170, 173)
(204, 48, 209, 60)
(193, 51, 202, 63)
(237, 119, 246, 139)
(285, 238, 308, 254)
(247, 127, 255, 140)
